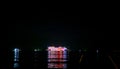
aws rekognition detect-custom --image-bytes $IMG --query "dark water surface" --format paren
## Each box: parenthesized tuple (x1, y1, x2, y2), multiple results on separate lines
(3, 50, 117, 69)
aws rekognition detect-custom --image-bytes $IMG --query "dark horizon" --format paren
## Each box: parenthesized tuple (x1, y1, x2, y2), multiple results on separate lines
(7, 17, 105, 50)
(6, 8, 112, 50)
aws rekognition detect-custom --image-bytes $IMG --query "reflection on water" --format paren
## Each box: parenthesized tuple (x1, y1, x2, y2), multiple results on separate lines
(13, 48, 20, 62)
(13, 62, 20, 69)
(47, 53, 68, 68)
(48, 63, 67, 69)
(11, 52, 115, 69)
(47, 46, 68, 68)
(48, 59, 67, 62)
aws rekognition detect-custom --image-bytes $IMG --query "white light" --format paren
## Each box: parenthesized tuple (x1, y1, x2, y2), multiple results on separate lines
(96, 49, 99, 53)
(34, 49, 41, 51)
(34, 49, 38, 51)
(62, 47, 67, 51)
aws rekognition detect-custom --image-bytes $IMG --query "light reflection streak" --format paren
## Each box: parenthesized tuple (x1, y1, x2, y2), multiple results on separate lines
(48, 63, 67, 68)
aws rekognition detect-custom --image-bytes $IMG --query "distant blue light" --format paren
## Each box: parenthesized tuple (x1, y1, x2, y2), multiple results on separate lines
(13, 48, 20, 62)
(63, 50, 67, 59)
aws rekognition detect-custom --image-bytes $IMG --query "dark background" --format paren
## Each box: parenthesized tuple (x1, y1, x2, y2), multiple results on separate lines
(0, 4, 119, 69)
(2, 7, 118, 51)
(7, 8, 106, 50)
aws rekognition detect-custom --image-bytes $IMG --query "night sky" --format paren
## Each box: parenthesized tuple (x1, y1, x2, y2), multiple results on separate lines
(7, 8, 106, 50)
